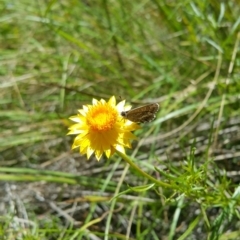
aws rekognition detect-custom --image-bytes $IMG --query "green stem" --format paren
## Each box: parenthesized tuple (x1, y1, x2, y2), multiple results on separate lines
(116, 150, 171, 188)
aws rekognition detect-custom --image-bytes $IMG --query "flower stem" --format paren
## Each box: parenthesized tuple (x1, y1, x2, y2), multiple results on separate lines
(116, 150, 171, 188)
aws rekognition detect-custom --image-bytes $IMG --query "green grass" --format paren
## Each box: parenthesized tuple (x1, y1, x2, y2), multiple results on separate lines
(0, 0, 240, 239)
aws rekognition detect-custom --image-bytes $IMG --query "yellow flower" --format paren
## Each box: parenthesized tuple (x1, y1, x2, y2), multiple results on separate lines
(68, 96, 140, 161)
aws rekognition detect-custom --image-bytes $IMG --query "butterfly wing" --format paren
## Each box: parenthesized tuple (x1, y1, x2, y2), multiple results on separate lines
(121, 103, 159, 123)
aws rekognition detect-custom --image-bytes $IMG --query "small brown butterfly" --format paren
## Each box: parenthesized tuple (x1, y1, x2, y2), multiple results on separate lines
(121, 103, 159, 123)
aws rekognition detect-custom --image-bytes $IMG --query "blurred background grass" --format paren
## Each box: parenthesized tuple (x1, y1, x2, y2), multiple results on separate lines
(0, 0, 239, 239)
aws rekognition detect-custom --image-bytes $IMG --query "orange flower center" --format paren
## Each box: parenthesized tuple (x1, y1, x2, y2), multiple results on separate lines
(87, 103, 118, 132)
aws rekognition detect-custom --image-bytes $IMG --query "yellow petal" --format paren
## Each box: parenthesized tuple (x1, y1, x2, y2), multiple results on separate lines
(108, 96, 116, 107)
